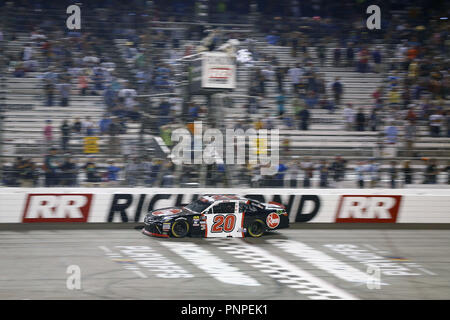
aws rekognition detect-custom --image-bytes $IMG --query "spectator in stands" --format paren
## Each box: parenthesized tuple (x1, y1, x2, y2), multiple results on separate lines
(301, 157, 314, 188)
(346, 43, 354, 67)
(256, 68, 266, 97)
(333, 47, 341, 67)
(72, 117, 82, 135)
(44, 81, 54, 107)
(423, 158, 439, 184)
(275, 66, 286, 93)
(405, 106, 417, 124)
(13, 61, 25, 77)
(84, 158, 102, 184)
(276, 93, 286, 116)
(369, 108, 380, 131)
(429, 110, 444, 137)
(78, 71, 89, 96)
(288, 64, 302, 95)
(355, 161, 366, 188)
(273, 163, 288, 187)
(292, 96, 303, 117)
(402, 160, 413, 185)
(317, 43, 326, 67)
(330, 156, 346, 186)
(149, 159, 163, 187)
(22, 42, 33, 62)
(107, 117, 121, 155)
(355, 108, 366, 131)
(60, 155, 78, 186)
(186, 102, 199, 123)
(60, 120, 71, 151)
(366, 159, 380, 188)
(298, 106, 310, 131)
(385, 121, 398, 144)
(11, 157, 24, 187)
(372, 86, 383, 108)
(404, 120, 416, 157)
(372, 46, 382, 73)
(20, 158, 37, 187)
(286, 160, 300, 188)
(43, 147, 60, 187)
(319, 94, 335, 114)
(265, 31, 279, 46)
(357, 46, 370, 73)
(161, 162, 176, 187)
(99, 114, 112, 135)
(344, 104, 355, 131)
(43, 120, 53, 148)
(82, 116, 95, 136)
(318, 160, 329, 188)
(8, 157, 23, 186)
(304, 91, 318, 109)
(332, 77, 343, 106)
(389, 161, 398, 188)
(58, 77, 71, 107)
(262, 113, 275, 130)
(388, 87, 401, 108)
(106, 160, 121, 185)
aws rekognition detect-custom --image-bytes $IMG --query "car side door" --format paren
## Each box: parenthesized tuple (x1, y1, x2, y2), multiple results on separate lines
(205, 201, 243, 238)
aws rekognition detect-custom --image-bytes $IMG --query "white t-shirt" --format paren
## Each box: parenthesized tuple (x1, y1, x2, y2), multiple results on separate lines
(344, 107, 355, 123)
(288, 67, 303, 84)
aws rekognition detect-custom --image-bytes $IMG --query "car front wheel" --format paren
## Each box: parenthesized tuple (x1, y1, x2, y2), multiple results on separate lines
(171, 219, 190, 238)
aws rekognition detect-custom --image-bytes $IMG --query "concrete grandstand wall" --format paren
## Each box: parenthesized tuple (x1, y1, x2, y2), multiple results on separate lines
(0, 188, 449, 224)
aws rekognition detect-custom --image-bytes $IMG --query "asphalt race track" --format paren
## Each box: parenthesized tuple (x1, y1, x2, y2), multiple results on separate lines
(0, 228, 449, 300)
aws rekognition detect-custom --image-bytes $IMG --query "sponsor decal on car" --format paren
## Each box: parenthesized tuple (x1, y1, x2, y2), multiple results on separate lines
(335, 195, 402, 223)
(266, 212, 280, 229)
(22, 194, 93, 223)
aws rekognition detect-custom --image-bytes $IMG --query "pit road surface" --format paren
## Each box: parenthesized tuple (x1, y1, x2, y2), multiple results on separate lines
(0, 229, 449, 299)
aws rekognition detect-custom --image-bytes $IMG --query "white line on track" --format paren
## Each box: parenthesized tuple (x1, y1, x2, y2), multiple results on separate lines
(417, 268, 437, 276)
(160, 241, 260, 286)
(209, 239, 358, 300)
(98, 246, 112, 253)
(267, 239, 388, 286)
(363, 244, 380, 251)
(133, 270, 148, 278)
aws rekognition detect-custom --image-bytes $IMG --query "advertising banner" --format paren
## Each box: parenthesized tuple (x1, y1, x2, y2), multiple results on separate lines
(0, 188, 449, 224)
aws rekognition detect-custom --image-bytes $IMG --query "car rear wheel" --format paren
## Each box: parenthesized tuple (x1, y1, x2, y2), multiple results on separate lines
(171, 219, 189, 238)
(247, 219, 265, 238)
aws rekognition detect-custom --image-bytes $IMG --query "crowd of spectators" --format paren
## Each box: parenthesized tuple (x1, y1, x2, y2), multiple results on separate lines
(1, 0, 449, 188)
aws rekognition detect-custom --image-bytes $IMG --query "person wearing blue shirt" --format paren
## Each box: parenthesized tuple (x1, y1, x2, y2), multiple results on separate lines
(99, 114, 112, 135)
(266, 32, 279, 45)
(385, 122, 398, 144)
(107, 161, 121, 183)
(274, 163, 287, 187)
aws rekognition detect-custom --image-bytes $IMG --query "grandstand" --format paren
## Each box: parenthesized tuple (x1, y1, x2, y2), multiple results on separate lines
(0, 0, 449, 188)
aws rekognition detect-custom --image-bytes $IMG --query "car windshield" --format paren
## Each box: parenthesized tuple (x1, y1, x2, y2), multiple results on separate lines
(184, 199, 211, 213)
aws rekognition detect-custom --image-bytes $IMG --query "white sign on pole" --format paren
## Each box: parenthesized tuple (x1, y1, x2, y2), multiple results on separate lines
(201, 52, 236, 89)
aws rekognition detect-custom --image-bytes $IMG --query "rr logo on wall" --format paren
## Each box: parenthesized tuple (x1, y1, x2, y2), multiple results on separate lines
(335, 195, 402, 223)
(22, 194, 93, 222)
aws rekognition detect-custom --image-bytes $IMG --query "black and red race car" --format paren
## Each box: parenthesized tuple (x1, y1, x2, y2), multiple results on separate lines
(142, 194, 289, 238)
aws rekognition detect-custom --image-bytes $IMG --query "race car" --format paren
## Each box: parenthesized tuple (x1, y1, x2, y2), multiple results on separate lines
(142, 194, 289, 238)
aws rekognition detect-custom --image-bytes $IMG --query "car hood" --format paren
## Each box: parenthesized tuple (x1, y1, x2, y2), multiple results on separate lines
(149, 207, 194, 218)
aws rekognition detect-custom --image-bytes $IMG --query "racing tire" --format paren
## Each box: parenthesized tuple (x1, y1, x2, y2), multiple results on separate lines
(171, 219, 190, 238)
(247, 219, 265, 238)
